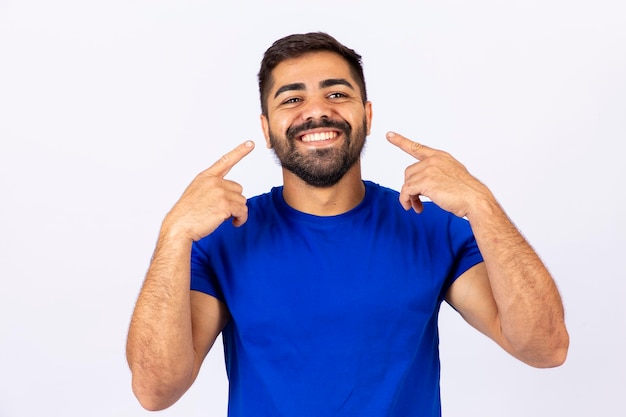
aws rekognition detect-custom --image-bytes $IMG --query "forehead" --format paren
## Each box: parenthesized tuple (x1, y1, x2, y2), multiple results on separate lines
(269, 51, 355, 92)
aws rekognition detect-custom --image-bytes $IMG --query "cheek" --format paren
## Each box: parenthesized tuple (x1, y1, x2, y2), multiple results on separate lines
(341, 105, 366, 124)
(276, 117, 292, 133)
(267, 113, 292, 133)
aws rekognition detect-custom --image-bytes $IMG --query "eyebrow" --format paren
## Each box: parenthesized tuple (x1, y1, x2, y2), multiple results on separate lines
(319, 78, 355, 90)
(274, 83, 306, 98)
(273, 78, 356, 99)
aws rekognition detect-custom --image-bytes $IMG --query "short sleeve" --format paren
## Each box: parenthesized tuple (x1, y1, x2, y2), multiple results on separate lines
(443, 214, 484, 293)
(190, 240, 225, 301)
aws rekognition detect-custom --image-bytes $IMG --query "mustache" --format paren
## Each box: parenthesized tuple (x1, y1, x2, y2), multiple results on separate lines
(286, 118, 352, 141)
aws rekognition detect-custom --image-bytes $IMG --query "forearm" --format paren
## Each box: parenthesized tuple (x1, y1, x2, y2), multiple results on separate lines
(385, 132, 569, 365)
(126, 226, 196, 410)
(125, 142, 252, 409)
(467, 195, 569, 367)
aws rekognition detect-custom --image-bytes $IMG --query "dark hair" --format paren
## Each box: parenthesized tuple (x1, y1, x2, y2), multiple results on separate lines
(258, 32, 367, 116)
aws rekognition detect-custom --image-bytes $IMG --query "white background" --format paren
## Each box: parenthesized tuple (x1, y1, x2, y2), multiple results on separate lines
(1, 1, 624, 416)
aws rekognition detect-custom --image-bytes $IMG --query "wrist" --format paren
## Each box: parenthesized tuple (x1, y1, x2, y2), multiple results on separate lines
(160, 215, 196, 245)
(465, 190, 502, 224)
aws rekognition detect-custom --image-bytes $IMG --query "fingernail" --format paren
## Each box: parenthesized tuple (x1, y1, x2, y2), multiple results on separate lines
(386, 131, 396, 138)
(244, 140, 253, 147)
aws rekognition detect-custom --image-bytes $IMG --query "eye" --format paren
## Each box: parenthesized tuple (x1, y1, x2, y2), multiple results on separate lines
(328, 92, 348, 99)
(281, 97, 301, 105)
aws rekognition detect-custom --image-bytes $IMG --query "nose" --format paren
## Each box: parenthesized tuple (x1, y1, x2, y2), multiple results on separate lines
(300, 95, 331, 121)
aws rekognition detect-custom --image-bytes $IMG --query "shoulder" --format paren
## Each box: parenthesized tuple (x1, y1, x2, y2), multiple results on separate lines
(246, 187, 278, 209)
(363, 181, 455, 219)
(363, 180, 397, 199)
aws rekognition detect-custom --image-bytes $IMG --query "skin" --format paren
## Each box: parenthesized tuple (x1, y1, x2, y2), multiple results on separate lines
(126, 50, 569, 411)
(260, 52, 373, 215)
(126, 141, 253, 410)
(386, 133, 569, 367)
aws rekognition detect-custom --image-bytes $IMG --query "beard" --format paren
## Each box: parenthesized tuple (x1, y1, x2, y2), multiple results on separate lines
(268, 117, 368, 188)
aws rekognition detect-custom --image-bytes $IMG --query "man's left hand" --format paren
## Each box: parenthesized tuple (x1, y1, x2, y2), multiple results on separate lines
(386, 131, 493, 218)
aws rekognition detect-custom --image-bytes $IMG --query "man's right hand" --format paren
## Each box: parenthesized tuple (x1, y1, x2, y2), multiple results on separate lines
(162, 140, 255, 241)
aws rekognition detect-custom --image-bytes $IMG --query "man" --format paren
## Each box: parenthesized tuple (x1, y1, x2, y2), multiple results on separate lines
(126, 32, 569, 416)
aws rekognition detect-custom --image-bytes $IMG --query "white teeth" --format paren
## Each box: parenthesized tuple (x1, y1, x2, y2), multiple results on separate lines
(301, 131, 338, 142)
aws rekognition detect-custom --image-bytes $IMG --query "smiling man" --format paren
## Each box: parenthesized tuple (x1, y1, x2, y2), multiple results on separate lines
(262, 51, 370, 191)
(126, 32, 569, 416)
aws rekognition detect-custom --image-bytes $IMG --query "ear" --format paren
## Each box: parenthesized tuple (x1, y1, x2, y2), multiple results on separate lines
(260, 114, 272, 148)
(365, 101, 373, 135)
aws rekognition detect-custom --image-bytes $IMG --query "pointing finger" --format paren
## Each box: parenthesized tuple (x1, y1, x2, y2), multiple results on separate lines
(386, 131, 436, 160)
(206, 140, 255, 178)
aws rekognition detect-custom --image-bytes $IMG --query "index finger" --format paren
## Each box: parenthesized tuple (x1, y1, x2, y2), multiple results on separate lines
(206, 140, 255, 178)
(386, 131, 436, 160)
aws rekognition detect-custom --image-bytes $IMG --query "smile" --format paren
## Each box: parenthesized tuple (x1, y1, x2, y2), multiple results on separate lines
(300, 131, 339, 142)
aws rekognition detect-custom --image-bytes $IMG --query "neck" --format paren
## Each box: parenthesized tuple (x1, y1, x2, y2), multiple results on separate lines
(281, 162, 365, 216)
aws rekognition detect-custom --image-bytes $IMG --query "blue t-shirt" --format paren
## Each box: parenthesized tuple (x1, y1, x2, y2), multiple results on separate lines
(191, 181, 483, 416)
